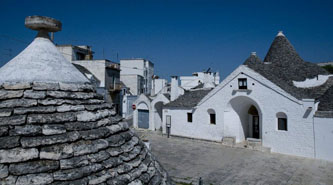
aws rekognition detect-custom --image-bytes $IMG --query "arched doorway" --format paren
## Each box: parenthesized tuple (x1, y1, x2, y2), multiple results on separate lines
(248, 105, 259, 139)
(137, 102, 149, 129)
(224, 96, 262, 142)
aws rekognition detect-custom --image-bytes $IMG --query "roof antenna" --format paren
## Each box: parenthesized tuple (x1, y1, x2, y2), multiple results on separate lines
(25, 16, 62, 40)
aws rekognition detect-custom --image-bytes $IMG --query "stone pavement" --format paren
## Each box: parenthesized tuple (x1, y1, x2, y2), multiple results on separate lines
(134, 129, 333, 185)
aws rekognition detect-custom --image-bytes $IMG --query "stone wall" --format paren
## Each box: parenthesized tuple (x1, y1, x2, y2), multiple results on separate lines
(0, 82, 170, 185)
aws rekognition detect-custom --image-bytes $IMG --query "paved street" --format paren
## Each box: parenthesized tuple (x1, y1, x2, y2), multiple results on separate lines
(134, 129, 333, 185)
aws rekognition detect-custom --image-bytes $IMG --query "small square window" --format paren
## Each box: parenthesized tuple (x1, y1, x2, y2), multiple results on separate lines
(210, 114, 216, 124)
(187, 113, 192, 123)
(278, 118, 287, 131)
(238, 78, 247, 89)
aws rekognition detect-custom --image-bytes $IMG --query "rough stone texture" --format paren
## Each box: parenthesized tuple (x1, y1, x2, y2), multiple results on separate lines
(76, 110, 111, 122)
(85, 103, 112, 111)
(16, 173, 54, 185)
(14, 106, 56, 115)
(0, 90, 23, 100)
(72, 139, 109, 156)
(2, 82, 31, 90)
(27, 112, 77, 124)
(0, 148, 39, 163)
(0, 83, 170, 185)
(9, 160, 59, 175)
(47, 91, 96, 100)
(0, 175, 17, 185)
(59, 82, 94, 92)
(49, 177, 88, 185)
(53, 164, 103, 181)
(9, 125, 42, 136)
(0, 109, 12, 117)
(32, 82, 60, 91)
(21, 131, 80, 147)
(0, 115, 26, 126)
(0, 136, 20, 149)
(42, 124, 66, 135)
(0, 164, 8, 178)
(24, 90, 46, 99)
(0, 99, 37, 108)
(40, 143, 74, 160)
(57, 104, 85, 112)
(0, 126, 8, 136)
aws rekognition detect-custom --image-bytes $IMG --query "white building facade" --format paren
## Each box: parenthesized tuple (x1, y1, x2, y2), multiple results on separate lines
(120, 59, 154, 95)
(57, 45, 122, 111)
(162, 32, 333, 161)
(180, 71, 220, 90)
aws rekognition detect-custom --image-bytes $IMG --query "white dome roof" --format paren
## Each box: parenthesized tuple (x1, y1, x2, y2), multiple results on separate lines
(0, 37, 89, 83)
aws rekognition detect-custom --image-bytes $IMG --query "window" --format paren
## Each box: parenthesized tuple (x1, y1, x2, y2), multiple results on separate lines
(187, 113, 192, 123)
(276, 112, 287, 131)
(238, 78, 247, 89)
(210, 114, 216, 124)
(207, 109, 216, 125)
(76, 52, 85, 60)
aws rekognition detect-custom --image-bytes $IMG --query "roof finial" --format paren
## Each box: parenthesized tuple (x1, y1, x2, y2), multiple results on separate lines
(251, 52, 257, 56)
(25, 16, 62, 39)
(277, 31, 285, 37)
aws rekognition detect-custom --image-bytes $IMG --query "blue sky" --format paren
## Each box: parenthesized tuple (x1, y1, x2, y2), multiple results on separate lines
(0, 0, 332, 79)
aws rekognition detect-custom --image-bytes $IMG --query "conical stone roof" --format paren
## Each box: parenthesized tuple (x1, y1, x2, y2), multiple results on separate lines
(243, 52, 262, 65)
(263, 31, 303, 65)
(0, 35, 89, 83)
(244, 31, 331, 100)
(0, 16, 171, 185)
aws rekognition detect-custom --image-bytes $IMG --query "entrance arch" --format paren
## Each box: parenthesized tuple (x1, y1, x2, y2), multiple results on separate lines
(133, 94, 152, 130)
(137, 102, 149, 129)
(224, 96, 262, 142)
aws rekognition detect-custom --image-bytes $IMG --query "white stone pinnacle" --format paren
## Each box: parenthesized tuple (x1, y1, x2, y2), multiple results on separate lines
(277, 31, 285, 37)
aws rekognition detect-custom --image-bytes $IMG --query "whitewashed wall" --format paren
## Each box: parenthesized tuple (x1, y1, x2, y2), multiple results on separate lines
(163, 65, 318, 158)
(314, 117, 333, 161)
(151, 94, 170, 130)
(71, 60, 106, 87)
(162, 108, 224, 141)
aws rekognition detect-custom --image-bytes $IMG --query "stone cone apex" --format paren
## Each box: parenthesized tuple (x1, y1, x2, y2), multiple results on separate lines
(263, 31, 303, 64)
(0, 16, 88, 84)
(0, 16, 171, 185)
(243, 52, 262, 65)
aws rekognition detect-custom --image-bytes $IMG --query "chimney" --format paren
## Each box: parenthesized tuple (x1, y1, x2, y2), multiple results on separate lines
(171, 76, 179, 101)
